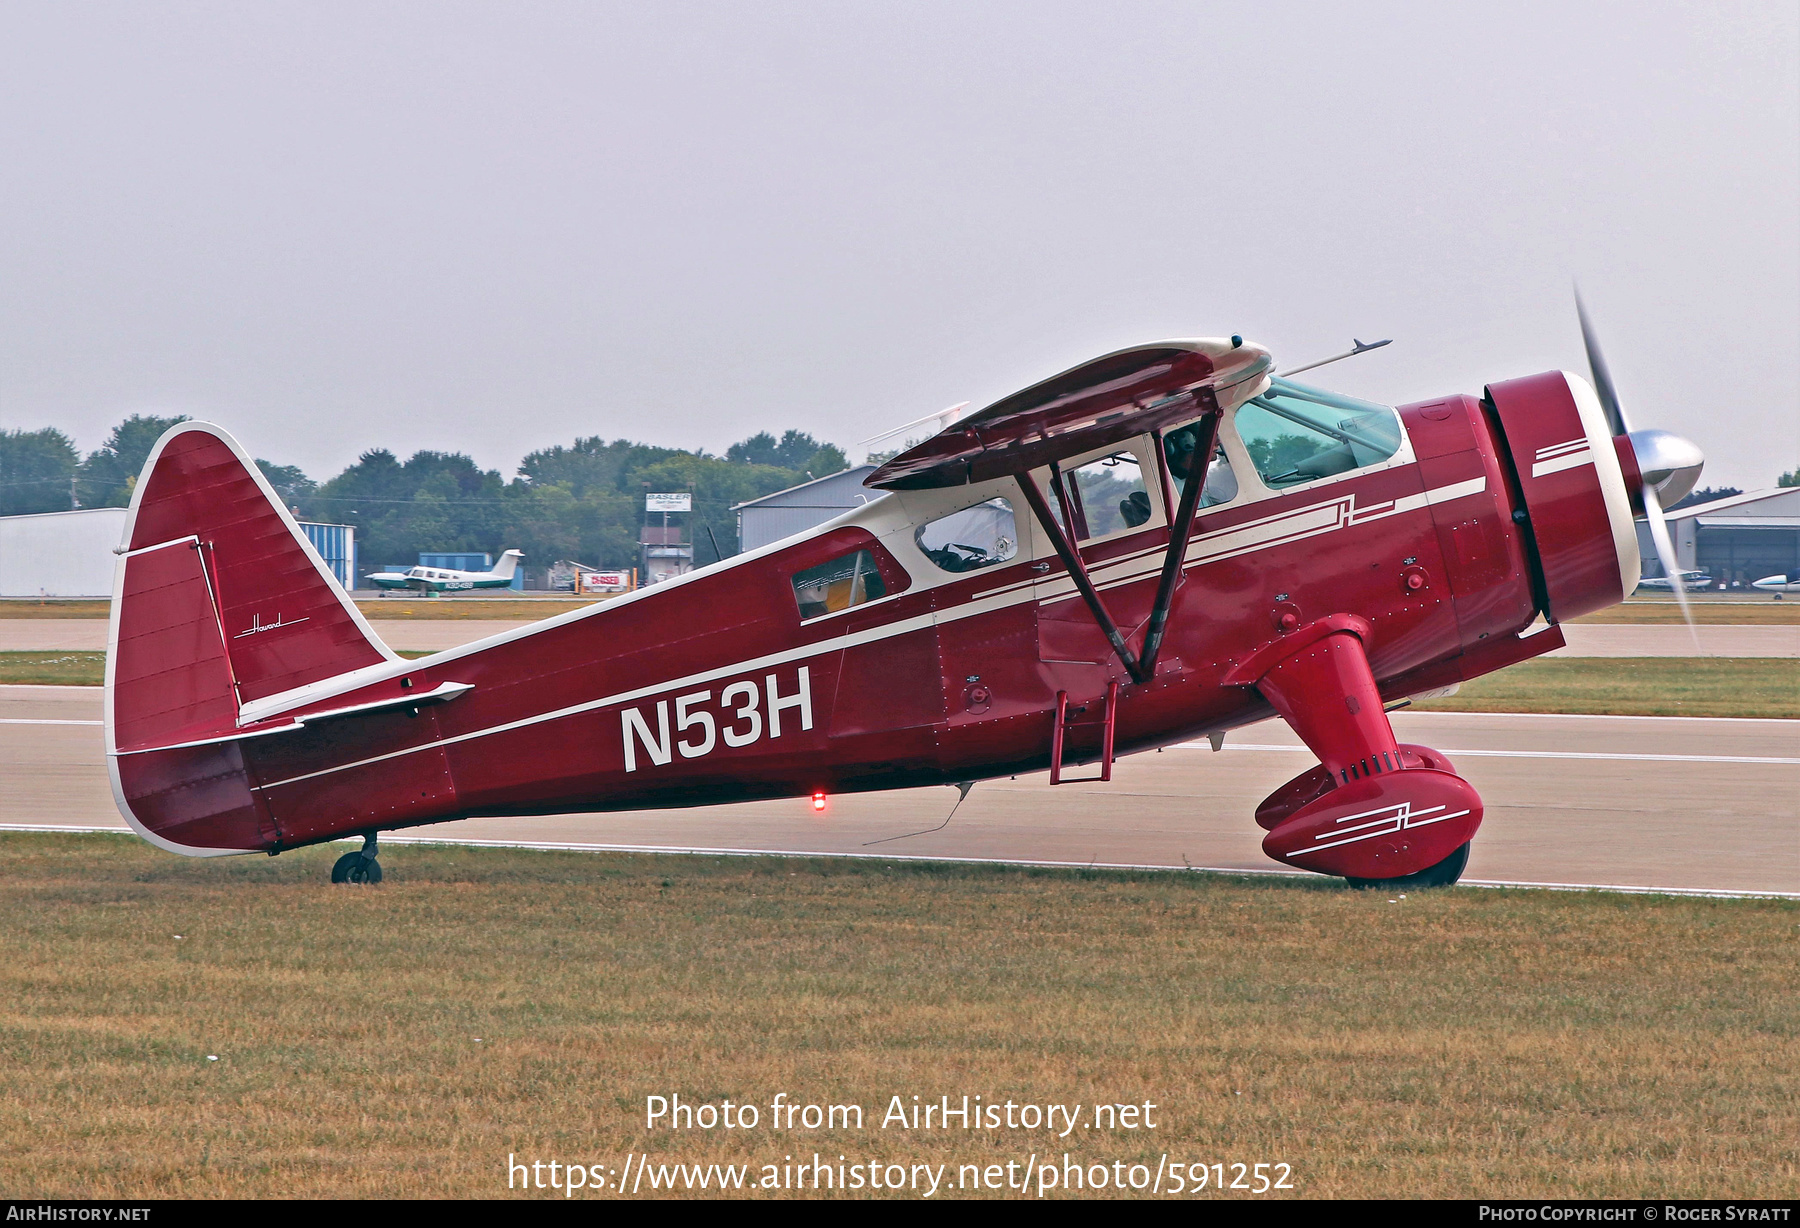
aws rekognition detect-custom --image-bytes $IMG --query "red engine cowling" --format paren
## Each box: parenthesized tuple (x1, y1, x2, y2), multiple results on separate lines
(1485, 371, 1640, 622)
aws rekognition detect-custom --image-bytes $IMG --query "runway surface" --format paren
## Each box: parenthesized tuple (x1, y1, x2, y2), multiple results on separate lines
(2, 619, 1795, 656)
(4, 686, 1793, 895)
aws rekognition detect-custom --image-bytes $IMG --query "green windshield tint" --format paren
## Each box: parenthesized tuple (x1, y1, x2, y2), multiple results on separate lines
(1235, 378, 1403, 489)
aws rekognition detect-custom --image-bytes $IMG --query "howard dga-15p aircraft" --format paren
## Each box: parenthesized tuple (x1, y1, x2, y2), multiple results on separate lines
(104, 307, 1702, 887)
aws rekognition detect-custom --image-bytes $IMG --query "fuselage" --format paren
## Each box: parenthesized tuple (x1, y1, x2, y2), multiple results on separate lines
(107, 365, 1639, 856)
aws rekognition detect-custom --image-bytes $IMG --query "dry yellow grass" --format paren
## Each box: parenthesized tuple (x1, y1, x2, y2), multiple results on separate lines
(0, 834, 1793, 1199)
(1412, 658, 1799, 718)
(1571, 599, 1800, 625)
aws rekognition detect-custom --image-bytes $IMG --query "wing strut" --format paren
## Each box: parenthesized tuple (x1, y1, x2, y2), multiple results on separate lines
(1139, 409, 1219, 677)
(1011, 406, 1220, 686)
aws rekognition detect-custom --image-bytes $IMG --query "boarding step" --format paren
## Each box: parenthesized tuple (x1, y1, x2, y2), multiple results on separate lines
(1049, 681, 1119, 785)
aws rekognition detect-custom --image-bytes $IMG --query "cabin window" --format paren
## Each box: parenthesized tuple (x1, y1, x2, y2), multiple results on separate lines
(792, 549, 888, 619)
(1234, 378, 1403, 490)
(1068, 453, 1150, 537)
(1161, 423, 1239, 509)
(915, 498, 1019, 573)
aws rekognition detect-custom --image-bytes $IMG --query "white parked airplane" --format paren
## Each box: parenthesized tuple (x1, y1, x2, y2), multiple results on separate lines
(369, 550, 523, 594)
(1636, 569, 1710, 593)
(1751, 573, 1800, 596)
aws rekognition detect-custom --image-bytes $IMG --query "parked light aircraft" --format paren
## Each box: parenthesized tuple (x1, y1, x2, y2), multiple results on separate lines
(102, 302, 1704, 888)
(1752, 573, 1799, 596)
(368, 551, 523, 594)
(1636, 569, 1710, 593)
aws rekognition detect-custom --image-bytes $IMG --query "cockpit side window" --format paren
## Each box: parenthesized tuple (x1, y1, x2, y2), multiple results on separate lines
(1068, 453, 1150, 537)
(915, 497, 1019, 574)
(1234, 378, 1403, 490)
(792, 549, 888, 619)
(1161, 422, 1239, 509)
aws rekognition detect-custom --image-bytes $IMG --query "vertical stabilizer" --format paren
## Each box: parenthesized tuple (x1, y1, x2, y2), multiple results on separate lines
(114, 422, 396, 719)
(107, 423, 398, 854)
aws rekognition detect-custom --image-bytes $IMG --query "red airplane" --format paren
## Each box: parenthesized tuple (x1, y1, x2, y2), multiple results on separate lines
(104, 310, 1702, 887)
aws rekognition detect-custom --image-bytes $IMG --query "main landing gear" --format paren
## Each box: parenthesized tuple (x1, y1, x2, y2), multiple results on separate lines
(1345, 841, 1471, 890)
(1224, 615, 1482, 888)
(330, 832, 383, 884)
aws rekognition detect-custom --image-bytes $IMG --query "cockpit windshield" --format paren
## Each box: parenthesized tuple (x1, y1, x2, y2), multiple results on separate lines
(1233, 378, 1403, 489)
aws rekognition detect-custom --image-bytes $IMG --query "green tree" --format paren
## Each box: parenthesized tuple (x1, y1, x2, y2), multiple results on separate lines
(256, 460, 316, 510)
(0, 428, 80, 516)
(308, 449, 507, 568)
(725, 429, 846, 475)
(1780, 470, 1798, 488)
(1669, 486, 1742, 511)
(77, 414, 190, 507)
(303, 425, 853, 580)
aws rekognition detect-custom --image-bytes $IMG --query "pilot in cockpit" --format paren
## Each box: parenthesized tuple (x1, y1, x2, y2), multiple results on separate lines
(1118, 426, 1236, 528)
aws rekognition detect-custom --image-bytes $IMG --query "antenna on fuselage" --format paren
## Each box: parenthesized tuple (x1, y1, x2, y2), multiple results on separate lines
(1276, 337, 1392, 378)
(862, 781, 976, 846)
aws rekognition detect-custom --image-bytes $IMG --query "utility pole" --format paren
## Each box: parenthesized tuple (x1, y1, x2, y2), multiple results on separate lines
(70, 473, 78, 510)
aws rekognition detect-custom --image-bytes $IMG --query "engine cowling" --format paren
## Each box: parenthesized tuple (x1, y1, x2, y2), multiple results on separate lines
(1485, 371, 1641, 622)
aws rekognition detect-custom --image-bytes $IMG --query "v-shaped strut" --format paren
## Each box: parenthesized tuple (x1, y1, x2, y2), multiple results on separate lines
(1013, 405, 1220, 685)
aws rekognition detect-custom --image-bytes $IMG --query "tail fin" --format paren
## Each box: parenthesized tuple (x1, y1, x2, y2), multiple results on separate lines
(490, 549, 523, 580)
(108, 422, 396, 754)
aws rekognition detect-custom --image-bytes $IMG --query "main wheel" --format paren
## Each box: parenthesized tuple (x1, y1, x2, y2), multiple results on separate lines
(330, 851, 383, 884)
(1345, 841, 1470, 890)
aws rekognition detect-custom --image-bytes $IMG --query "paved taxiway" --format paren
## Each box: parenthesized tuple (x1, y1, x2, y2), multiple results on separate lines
(3, 686, 1793, 895)
(2, 619, 1795, 656)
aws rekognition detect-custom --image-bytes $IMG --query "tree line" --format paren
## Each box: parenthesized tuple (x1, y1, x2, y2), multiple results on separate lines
(0, 415, 849, 574)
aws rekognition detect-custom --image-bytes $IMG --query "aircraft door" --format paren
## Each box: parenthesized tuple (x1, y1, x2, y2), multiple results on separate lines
(909, 495, 1044, 773)
(1031, 440, 1162, 677)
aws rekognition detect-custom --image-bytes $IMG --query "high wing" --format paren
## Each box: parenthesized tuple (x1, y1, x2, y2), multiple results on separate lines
(866, 337, 1272, 688)
(865, 337, 1272, 491)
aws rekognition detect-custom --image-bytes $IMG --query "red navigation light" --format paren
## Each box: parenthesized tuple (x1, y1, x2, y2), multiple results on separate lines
(812, 790, 827, 813)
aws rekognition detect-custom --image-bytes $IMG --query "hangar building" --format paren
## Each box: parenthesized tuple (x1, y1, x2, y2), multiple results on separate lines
(732, 466, 879, 553)
(1638, 487, 1800, 583)
(0, 508, 357, 597)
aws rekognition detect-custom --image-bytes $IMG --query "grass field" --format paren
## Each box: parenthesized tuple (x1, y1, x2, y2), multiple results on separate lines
(0, 834, 1792, 1199)
(1570, 599, 1800, 625)
(1411, 657, 1800, 719)
(0, 651, 108, 685)
(0, 650, 435, 685)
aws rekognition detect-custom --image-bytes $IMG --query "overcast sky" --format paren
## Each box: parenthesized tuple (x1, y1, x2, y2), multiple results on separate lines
(2, 1, 1794, 489)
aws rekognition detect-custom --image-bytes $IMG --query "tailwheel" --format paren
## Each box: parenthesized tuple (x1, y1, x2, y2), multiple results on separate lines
(330, 834, 383, 884)
(1345, 841, 1470, 891)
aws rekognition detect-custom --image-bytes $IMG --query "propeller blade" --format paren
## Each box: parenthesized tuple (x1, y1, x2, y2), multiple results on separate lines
(1642, 483, 1703, 653)
(1575, 289, 1629, 437)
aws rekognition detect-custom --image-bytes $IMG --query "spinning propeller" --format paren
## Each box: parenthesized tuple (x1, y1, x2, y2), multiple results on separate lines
(1575, 291, 1706, 647)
